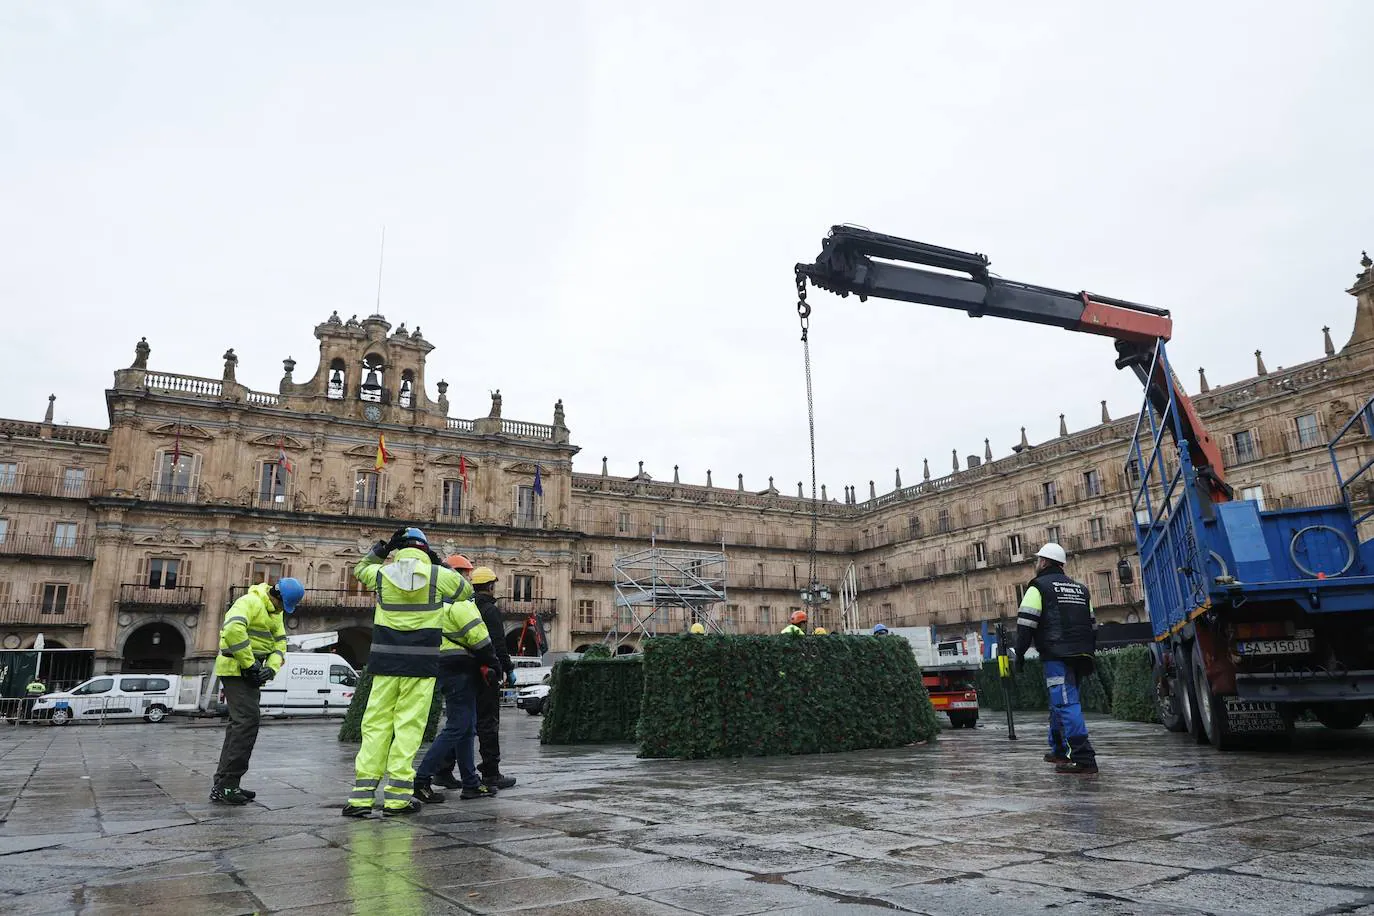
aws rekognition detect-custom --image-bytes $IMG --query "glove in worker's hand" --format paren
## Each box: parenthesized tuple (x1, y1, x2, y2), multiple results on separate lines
(370, 539, 389, 558)
(260, 666, 277, 684)
(245, 660, 267, 686)
(505, 669, 517, 689)
(483, 667, 503, 688)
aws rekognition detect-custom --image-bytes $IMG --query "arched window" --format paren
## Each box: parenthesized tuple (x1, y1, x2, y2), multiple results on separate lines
(359, 354, 385, 403)
(398, 369, 415, 408)
(327, 358, 347, 400)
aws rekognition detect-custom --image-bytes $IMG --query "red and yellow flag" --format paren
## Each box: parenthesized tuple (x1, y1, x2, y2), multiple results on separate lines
(375, 435, 393, 471)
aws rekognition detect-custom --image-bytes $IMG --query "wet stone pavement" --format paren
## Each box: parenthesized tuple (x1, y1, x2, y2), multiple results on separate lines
(2, 712, 1374, 916)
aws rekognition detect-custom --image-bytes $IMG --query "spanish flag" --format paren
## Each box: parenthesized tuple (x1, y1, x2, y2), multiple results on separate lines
(375, 435, 393, 471)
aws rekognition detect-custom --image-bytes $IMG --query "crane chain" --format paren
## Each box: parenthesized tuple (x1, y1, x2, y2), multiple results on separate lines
(797, 268, 819, 593)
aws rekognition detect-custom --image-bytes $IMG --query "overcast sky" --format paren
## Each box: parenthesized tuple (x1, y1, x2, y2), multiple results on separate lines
(3, 2, 1371, 498)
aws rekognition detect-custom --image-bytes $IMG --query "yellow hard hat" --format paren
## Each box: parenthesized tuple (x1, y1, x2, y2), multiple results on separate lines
(813, 627, 828, 635)
(470, 566, 498, 585)
(689, 623, 706, 635)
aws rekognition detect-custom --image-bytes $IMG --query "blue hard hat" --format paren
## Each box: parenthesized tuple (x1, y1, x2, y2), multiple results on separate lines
(401, 527, 428, 546)
(872, 624, 889, 635)
(275, 577, 305, 614)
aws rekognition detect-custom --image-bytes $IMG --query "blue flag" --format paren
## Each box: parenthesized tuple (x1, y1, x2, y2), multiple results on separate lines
(533, 464, 543, 496)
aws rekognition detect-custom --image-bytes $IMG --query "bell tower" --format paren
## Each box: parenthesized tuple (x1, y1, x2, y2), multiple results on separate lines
(279, 311, 440, 423)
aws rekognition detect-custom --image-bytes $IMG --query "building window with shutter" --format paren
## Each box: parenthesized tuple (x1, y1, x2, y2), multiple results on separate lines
(579, 553, 594, 575)
(1083, 469, 1102, 497)
(259, 461, 288, 506)
(155, 451, 197, 502)
(653, 515, 667, 537)
(0, 517, 8, 545)
(252, 562, 283, 585)
(617, 511, 630, 533)
(512, 574, 536, 601)
(759, 606, 773, 627)
(1046, 525, 1062, 545)
(148, 558, 180, 589)
(53, 522, 78, 549)
(1089, 517, 1106, 542)
(354, 471, 380, 511)
(516, 486, 538, 526)
(441, 480, 463, 518)
(0, 462, 17, 491)
(576, 599, 596, 626)
(1042, 480, 1059, 507)
(1008, 533, 1024, 558)
(1294, 413, 1321, 448)
(1095, 571, 1114, 604)
(1232, 429, 1259, 464)
(62, 467, 87, 497)
(41, 583, 69, 614)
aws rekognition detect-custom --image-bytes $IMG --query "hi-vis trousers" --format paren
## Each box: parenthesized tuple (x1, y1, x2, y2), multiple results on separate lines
(347, 674, 436, 810)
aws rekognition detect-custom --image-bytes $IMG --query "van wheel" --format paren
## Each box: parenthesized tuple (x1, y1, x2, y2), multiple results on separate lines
(144, 705, 168, 723)
(50, 708, 71, 726)
(525, 699, 543, 716)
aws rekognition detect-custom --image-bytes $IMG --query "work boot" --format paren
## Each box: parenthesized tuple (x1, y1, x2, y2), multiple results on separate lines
(414, 779, 446, 804)
(236, 787, 257, 800)
(383, 799, 424, 817)
(460, 784, 498, 801)
(484, 774, 517, 791)
(340, 805, 373, 818)
(1043, 753, 1070, 765)
(432, 771, 462, 790)
(1055, 760, 1100, 775)
(210, 785, 250, 806)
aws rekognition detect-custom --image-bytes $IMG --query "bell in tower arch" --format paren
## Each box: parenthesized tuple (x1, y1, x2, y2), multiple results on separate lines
(360, 354, 385, 402)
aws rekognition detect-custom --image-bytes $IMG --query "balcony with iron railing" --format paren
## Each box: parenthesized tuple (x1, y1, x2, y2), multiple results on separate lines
(0, 473, 99, 499)
(226, 586, 375, 614)
(117, 584, 205, 610)
(0, 601, 90, 626)
(0, 534, 95, 561)
(496, 597, 558, 621)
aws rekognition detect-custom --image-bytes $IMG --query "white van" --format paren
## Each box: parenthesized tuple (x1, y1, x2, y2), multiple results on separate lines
(257, 652, 358, 717)
(34, 674, 195, 725)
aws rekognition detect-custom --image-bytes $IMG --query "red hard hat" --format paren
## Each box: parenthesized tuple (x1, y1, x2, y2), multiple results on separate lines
(789, 610, 808, 626)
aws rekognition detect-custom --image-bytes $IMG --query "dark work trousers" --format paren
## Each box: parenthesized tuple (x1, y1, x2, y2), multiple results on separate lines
(416, 669, 481, 789)
(440, 676, 503, 781)
(215, 676, 261, 788)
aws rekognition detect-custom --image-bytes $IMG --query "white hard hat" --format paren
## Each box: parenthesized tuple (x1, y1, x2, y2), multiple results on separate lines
(1036, 542, 1067, 564)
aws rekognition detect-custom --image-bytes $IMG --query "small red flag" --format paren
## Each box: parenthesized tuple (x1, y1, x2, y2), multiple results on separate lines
(459, 455, 470, 492)
(171, 425, 182, 467)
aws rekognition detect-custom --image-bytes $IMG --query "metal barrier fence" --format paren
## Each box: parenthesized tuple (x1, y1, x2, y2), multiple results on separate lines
(2, 693, 173, 726)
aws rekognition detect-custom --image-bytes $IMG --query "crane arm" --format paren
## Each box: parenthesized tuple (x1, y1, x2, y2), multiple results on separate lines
(796, 226, 1232, 504)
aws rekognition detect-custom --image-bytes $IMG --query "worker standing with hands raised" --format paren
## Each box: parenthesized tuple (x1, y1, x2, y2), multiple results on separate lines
(343, 528, 480, 817)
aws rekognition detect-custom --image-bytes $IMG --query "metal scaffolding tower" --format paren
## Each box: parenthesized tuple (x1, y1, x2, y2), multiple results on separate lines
(839, 562, 861, 634)
(607, 541, 730, 648)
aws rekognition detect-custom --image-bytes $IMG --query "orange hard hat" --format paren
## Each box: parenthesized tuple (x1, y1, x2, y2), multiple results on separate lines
(789, 610, 808, 626)
(446, 554, 474, 573)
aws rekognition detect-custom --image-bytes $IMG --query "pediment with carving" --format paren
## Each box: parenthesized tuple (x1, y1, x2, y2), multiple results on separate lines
(151, 423, 213, 440)
(247, 433, 308, 450)
(432, 454, 481, 469)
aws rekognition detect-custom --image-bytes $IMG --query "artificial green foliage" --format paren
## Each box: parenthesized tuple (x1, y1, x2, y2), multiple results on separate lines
(540, 656, 644, 744)
(975, 649, 1153, 722)
(580, 644, 613, 660)
(1102, 645, 1158, 723)
(636, 634, 941, 759)
(337, 670, 444, 743)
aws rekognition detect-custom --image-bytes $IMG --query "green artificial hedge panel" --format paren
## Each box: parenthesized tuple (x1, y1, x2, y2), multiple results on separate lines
(636, 634, 941, 759)
(973, 646, 1156, 723)
(1102, 645, 1158, 723)
(338, 670, 444, 743)
(540, 657, 644, 744)
(580, 644, 613, 660)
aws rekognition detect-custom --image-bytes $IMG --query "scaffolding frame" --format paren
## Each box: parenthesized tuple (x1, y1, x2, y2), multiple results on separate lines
(839, 562, 861, 633)
(607, 540, 730, 648)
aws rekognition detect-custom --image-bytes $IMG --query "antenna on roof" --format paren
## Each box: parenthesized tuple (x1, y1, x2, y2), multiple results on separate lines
(374, 225, 387, 314)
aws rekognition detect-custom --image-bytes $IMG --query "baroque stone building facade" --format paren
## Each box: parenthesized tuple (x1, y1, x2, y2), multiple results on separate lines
(3, 257, 1374, 674)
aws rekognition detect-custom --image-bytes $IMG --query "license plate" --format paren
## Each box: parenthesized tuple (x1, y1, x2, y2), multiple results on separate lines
(1237, 639, 1311, 656)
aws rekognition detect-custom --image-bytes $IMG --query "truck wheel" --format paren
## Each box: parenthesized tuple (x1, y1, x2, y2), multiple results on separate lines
(1313, 704, 1366, 730)
(1192, 641, 1239, 751)
(1154, 654, 1187, 733)
(1175, 646, 1204, 743)
(144, 705, 168, 724)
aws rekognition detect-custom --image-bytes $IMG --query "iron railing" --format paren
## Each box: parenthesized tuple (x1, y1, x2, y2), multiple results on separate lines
(496, 597, 557, 620)
(226, 586, 374, 614)
(0, 473, 98, 499)
(0, 534, 95, 560)
(0, 601, 90, 625)
(118, 584, 204, 609)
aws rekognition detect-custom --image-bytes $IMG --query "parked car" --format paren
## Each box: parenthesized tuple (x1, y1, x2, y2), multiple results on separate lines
(516, 682, 550, 715)
(33, 674, 196, 725)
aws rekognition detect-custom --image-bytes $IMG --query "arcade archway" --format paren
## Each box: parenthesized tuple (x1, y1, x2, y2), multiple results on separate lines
(121, 622, 186, 674)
